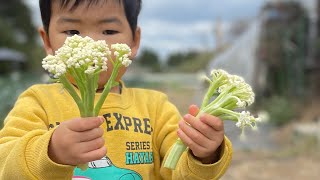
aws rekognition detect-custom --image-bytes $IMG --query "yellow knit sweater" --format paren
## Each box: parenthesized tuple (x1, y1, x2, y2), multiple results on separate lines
(0, 83, 232, 180)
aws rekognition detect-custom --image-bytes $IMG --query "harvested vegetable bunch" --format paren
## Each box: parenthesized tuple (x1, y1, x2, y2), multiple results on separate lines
(164, 69, 260, 170)
(42, 35, 132, 170)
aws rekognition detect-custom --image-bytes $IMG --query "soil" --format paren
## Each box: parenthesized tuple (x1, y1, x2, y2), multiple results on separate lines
(221, 98, 320, 180)
(221, 150, 320, 180)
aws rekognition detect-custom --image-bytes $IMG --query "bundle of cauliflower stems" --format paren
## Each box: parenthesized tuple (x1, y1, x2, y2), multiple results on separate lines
(42, 35, 132, 170)
(164, 69, 260, 170)
(42, 35, 260, 171)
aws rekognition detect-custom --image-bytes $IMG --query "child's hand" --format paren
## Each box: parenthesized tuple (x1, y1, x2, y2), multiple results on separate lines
(178, 105, 224, 164)
(48, 117, 106, 166)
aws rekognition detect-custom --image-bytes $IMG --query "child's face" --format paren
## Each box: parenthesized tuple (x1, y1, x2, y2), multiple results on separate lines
(39, 0, 141, 90)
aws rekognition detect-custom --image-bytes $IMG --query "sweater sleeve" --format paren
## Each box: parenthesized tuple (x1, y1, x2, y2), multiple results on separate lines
(154, 93, 233, 179)
(171, 137, 232, 179)
(0, 87, 74, 180)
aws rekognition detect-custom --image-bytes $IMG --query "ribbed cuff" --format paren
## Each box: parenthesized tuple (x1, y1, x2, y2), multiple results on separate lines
(186, 136, 233, 179)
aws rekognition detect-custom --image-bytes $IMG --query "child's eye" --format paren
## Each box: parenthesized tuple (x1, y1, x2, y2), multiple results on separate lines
(64, 30, 80, 36)
(103, 30, 119, 35)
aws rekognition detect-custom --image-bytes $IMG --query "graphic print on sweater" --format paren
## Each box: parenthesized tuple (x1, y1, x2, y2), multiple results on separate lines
(72, 156, 143, 180)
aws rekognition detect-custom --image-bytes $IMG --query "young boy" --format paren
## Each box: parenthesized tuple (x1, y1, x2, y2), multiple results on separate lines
(0, 0, 232, 179)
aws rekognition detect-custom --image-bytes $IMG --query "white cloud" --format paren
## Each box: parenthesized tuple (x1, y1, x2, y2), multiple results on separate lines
(141, 0, 266, 22)
(24, 0, 266, 59)
(141, 20, 213, 39)
(139, 19, 234, 59)
(139, 1, 266, 58)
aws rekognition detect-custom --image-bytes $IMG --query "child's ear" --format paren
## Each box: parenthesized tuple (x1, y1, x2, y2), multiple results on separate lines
(130, 27, 141, 59)
(38, 27, 54, 55)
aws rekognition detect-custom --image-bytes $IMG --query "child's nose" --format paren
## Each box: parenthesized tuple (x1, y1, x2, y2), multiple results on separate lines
(82, 33, 106, 42)
(81, 29, 106, 41)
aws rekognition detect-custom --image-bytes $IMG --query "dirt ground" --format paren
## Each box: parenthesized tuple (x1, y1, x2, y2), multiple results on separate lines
(221, 150, 320, 180)
(221, 98, 320, 180)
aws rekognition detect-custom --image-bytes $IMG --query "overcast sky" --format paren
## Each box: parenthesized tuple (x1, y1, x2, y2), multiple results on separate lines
(25, 0, 266, 59)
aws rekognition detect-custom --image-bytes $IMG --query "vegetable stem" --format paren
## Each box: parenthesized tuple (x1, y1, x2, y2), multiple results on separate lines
(94, 63, 120, 116)
(163, 139, 187, 169)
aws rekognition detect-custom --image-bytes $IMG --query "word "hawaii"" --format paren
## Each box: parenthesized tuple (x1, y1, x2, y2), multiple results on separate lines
(125, 151, 154, 165)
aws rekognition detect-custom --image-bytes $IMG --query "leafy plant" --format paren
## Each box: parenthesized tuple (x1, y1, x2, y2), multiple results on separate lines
(264, 96, 296, 126)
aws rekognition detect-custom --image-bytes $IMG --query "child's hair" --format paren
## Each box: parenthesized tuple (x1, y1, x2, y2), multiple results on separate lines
(39, 0, 142, 37)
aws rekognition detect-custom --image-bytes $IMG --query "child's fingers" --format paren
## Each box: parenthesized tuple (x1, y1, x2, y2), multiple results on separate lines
(188, 104, 199, 117)
(183, 114, 216, 140)
(78, 146, 107, 164)
(67, 117, 104, 132)
(80, 137, 105, 153)
(199, 114, 224, 132)
(177, 128, 208, 158)
(178, 119, 210, 148)
(77, 127, 104, 142)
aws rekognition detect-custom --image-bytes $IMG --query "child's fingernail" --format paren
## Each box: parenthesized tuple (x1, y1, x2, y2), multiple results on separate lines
(177, 129, 182, 136)
(184, 114, 191, 119)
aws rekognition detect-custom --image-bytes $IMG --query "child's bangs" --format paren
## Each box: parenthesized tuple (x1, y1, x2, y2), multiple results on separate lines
(57, 0, 121, 11)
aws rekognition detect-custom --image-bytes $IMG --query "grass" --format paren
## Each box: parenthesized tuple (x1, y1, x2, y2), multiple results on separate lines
(256, 95, 297, 127)
(167, 51, 215, 73)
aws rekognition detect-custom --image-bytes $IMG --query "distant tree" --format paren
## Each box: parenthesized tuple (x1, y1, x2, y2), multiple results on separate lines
(0, 0, 37, 45)
(167, 53, 184, 67)
(0, 19, 16, 48)
(0, 0, 43, 72)
(136, 48, 161, 72)
(166, 51, 198, 67)
(257, 1, 309, 97)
